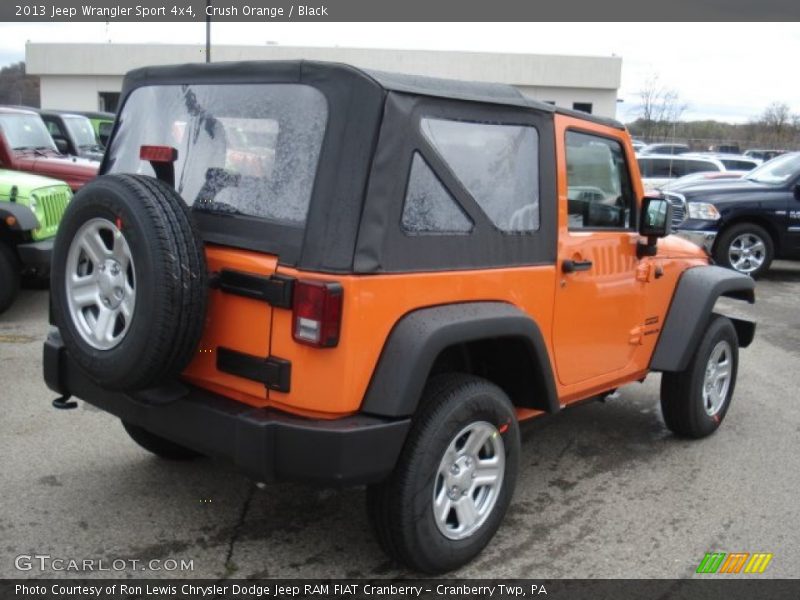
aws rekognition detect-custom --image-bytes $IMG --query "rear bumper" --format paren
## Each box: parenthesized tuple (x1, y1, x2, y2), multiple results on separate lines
(43, 331, 410, 485)
(17, 238, 53, 273)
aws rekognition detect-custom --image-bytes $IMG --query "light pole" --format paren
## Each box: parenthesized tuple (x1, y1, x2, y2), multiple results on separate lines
(205, 0, 212, 63)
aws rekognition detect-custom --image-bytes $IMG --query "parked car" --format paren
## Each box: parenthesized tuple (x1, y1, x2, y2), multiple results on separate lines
(0, 107, 98, 191)
(74, 111, 115, 148)
(712, 144, 741, 155)
(660, 170, 747, 192)
(744, 149, 785, 162)
(0, 169, 72, 312)
(631, 139, 646, 152)
(683, 152, 760, 171)
(639, 142, 690, 155)
(669, 152, 800, 276)
(36, 109, 105, 161)
(44, 61, 755, 573)
(637, 154, 728, 190)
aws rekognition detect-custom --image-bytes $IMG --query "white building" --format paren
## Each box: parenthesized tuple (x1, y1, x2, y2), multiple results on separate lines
(26, 43, 622, 118)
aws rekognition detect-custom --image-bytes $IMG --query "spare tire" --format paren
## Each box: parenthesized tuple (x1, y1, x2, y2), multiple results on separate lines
(51, 174, 207, 391)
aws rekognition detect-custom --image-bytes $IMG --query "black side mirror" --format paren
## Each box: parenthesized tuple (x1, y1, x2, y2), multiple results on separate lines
(637, 196, 673, 258)
(53, 137, 69, 155)
(794, 183, 800, 201)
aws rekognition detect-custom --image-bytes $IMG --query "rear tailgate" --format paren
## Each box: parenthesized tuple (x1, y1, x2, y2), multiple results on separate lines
(182, 245, 279, 407)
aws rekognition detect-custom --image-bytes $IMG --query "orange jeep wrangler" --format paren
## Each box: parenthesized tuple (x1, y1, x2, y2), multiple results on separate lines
(43, 61, 756, 573)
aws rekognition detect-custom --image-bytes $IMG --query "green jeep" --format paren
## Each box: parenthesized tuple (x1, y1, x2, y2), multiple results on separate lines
(0, 169, 72, 313)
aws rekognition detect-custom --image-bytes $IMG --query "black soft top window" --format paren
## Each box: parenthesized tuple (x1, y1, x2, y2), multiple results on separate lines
(106, 83, 328, 227)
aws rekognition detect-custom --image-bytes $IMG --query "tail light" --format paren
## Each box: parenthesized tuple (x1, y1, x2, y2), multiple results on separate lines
(292, 280, 343, 348)
(139, 145, 178, 162)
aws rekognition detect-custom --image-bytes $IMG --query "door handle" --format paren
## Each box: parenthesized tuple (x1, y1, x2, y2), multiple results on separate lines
(562, 259, 593, 273)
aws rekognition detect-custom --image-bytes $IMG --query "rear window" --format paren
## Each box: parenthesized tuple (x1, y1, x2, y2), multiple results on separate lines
(106, 84, 328, 226)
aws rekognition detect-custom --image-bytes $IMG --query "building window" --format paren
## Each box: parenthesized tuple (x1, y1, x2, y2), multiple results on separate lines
(572, 102, 593, 114)
(99, 92, 121, 113)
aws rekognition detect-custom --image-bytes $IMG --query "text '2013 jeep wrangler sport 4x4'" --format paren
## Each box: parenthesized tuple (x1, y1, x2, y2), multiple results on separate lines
(43, 61, 756, 574)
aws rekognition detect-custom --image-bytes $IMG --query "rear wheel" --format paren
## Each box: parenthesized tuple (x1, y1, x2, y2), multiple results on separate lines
(367, 374, 520, 574)
(714, 222, 773, 277)
(0, 242, 20, 314)
(660, 315, 739, 438)
(121, 421, 201, 460)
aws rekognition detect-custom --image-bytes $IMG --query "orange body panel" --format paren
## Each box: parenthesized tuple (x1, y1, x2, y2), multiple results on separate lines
(269, 266, 558, 418)
(182, 115, 707, 422)
(182, 245, 278, 406)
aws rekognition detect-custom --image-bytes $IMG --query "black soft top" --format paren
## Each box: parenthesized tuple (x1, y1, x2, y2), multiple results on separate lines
(122, 59, 540, 108)
(121, 59, 623, 128)
(112, 60, 621, 273)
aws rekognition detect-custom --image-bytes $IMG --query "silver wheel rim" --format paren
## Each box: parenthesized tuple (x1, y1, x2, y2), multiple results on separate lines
(728, 233, 766, 274)
(433, 421, 505, 541)
(65, 217, 136, 350)
(703, 340, 732, 416)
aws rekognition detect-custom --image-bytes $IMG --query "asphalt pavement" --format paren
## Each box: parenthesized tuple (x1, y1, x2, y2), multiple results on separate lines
(1, 262, 798, 579)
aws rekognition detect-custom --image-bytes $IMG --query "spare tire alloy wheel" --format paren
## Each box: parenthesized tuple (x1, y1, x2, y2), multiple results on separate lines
(65, 217, 136, 350)
(51, 174, 208, 391)
(434, 421, 505, 540)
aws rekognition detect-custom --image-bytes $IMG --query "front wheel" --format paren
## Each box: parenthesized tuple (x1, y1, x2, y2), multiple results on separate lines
(713, 223, 773, 277)
(367, 374, 520, 574)
(660, 314, 739, 438)
(0, 243, 20, 314)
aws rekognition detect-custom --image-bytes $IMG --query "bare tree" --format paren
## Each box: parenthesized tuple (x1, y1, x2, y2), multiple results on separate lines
(756, 102, 797, 147)
(635, 75, 687, 141)
(0, 62, 40, 107)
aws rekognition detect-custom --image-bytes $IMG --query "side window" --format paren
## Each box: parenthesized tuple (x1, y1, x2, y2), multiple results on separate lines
(401, 153, 473, 234)
(45, 120, 62, 137)
(421, 118, 540, 233)
(686, 160, 716, 174)
(565, 130, 635, 230)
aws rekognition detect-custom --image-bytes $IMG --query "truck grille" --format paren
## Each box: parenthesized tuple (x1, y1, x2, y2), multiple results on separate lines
(664, 192, 686, 230)
(37, 189, 71, 230)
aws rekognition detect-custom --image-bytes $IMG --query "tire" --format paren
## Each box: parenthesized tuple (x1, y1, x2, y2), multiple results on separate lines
(367, 374, 520, 574)
(122, 421, 201, 460)
(660, 314, 739, 438)
(0, 242, 20, 314)
(713, 222, 773, 277)
(51, 174, 207, 391)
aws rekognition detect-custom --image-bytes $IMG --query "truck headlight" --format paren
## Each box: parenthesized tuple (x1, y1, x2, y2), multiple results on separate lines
(687, 202, 720, 220)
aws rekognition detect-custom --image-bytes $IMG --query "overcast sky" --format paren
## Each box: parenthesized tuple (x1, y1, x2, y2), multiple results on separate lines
(1, 22, 799, 122)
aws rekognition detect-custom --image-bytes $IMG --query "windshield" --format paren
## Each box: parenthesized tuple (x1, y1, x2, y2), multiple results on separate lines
(0, 114, 57, 151)
(107, 83, 328, 226)
(63, 115, 99, 148)
(746, 153, 800, 185)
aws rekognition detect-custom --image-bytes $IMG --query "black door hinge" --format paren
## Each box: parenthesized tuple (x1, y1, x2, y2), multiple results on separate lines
(217, 347, 291, 393)
(210, 269, 294, 309)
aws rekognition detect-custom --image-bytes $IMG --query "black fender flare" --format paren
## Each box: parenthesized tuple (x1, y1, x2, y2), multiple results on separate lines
(360, 302, 559, 418)
(0, 203, 40, 232)
(650, 265, 755, 372)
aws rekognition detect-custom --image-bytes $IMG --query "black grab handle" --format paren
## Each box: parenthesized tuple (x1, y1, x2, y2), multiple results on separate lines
(562, 259, 593, 273)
